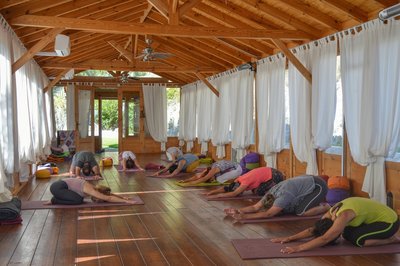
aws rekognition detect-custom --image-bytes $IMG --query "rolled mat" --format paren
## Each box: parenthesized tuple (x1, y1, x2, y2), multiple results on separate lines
(21, 195, 144, 210)
(237, 214, 321, 224)
(114, 165, 144, 172)
(175, 180, 229, 187)
(206, 194, 262, 201)
(231, 238, 400, 259)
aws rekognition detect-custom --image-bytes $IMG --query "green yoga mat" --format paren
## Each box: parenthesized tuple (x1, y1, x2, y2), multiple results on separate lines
(175, 180, 229, 187)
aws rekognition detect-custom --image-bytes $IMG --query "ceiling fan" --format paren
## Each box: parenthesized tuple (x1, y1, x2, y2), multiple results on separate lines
(113, 71, 140, 83)
(135, 39, 174, 62)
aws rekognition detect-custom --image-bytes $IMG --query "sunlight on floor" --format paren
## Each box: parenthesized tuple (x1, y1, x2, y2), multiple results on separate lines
(75, 255, 116, 263)
(78, 211, 165, 220)
(115, 188, 206, 195)
(77, 237, 156, 245)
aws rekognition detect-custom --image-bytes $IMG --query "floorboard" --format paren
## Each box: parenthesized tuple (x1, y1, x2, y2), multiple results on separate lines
(1, 152, 398, 265)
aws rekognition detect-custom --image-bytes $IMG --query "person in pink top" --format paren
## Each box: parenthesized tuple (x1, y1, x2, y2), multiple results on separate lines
(204, 167, 284, 199)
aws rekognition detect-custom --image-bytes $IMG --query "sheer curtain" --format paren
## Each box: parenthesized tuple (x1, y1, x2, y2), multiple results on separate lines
(78, 90, 91, 138)
(179, 83, 197, 152)
(288, 46, 318, 175)
(340, 20, 400, 203)
(196, 81, 216, 154)
(310, 38, 338, 151)
(229, 69, 254, 161)
(0, 17, 17, 187)
(143, 84, 167, 151)
(256, 56, 286, 167)
(210, 75, 231, 158)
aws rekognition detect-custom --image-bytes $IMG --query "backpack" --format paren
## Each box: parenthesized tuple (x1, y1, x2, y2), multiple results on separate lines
(239, 152, 260, 174)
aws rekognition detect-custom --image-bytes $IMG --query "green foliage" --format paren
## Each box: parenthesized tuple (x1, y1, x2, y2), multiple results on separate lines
(101, 100, 119, 130)
(53, 87, 67, 130)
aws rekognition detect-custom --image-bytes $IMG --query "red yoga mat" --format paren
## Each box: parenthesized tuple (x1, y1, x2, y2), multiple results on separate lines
(238, 214, 321, 224)
(21, 195, 144, 210)
(232, 238, 400, 259)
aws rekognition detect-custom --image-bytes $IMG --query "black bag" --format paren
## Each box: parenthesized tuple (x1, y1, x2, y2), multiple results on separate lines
(0, 197, 21, 221)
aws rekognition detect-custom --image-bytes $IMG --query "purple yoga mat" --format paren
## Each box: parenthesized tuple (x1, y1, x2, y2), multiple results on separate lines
(21, 195, 144, 210)
(206, 194, 262, 201)
(114, 165, 144, 172)
(147, 168, 206, 178)
(232, 238, 400, 259)
(238, 214, 321, 224)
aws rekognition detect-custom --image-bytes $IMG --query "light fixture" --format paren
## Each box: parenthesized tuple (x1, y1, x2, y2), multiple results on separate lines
(379, 3, 400, 21)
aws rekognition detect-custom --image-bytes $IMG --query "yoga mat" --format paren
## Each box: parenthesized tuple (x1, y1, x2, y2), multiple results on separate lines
(114, 165, 144, 172)
(232, 238, 400, 259)
(21, 195, 144, 210)
(49, 173, 103, 181)
(206, 194, 262, 201)
(175, 181, 229, 187)
(82, 176, 103, 181)
(238, 214, 321, 224)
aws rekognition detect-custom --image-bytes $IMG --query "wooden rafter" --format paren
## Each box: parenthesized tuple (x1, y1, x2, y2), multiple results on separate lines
(322, 0, 368, 22)
(108, 40, 134, 62)
(179, 0, 202, 17)
(43, 68, 71, 93)
(10, 15, 313, 40)
(12, 27, 64, 73)
(271, 39, 312, 84)
(41, 59, 220, 73)
(194, 72, 219, 97)
(147, 0, 168, 19)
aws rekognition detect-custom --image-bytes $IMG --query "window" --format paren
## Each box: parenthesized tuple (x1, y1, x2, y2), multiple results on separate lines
(167, 87, 180, 136)
(284, 70, 290, 148)
(325, 57, 343, 155)
(122, 93, 140, 137)
(52, 86, 67, 130)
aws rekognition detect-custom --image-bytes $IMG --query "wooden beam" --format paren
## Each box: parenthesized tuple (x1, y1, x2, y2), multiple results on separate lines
(147, 0, 169, 19)
(41, 59, 220, 73)
(140, 4, 153, 23)
(108, 40, 134, 62)
(10, 15, 313, 40)
(179, 0, 202, 17)
(0, 0, 30, 10)
(169, 0, 179, 25)
(271, 39, 312, 84)
(133, 35, 139, 58)
(194, 72, 219, 97)
(12, 27, 64, 73)
(43, 69, 70, 93)
(322, 0, 368, 22)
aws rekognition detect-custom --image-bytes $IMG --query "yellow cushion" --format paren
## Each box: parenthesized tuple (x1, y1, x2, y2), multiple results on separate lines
(36, 168, 51, 179)
(185, 160, 200, 173)
(101, 157, 113, 167)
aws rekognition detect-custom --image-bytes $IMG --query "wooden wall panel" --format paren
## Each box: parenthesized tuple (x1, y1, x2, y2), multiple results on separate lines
(319, 152, 342, 178)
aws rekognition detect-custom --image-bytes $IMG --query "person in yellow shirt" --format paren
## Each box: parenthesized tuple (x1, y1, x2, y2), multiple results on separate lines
(272, 197, 400, 254)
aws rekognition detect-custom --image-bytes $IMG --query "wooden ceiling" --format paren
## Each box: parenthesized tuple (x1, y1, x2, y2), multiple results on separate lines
(0, 0, 395, 86)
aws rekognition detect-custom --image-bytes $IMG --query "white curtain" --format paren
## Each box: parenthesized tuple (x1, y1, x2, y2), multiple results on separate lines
(196, 81, 216, 154)
(310, 38, 338, 151)
(229, 69, 254, 161)
(256, 56, 286, 168)
(288, 46, 318, 175)
(340, 20, 400, 203)
(143, 84, 167, 151)
(78, 90, 91, 138)
(0, 18, 17, 188)
(66, 84, 75, 130)
(210, 75, 231, 158)
(179, 83, 197, 152)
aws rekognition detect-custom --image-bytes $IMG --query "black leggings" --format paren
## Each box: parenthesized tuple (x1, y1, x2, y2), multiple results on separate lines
(343, 218, 400, 247)
(50, 180, 84, 205)
(295, 176, 328, 215)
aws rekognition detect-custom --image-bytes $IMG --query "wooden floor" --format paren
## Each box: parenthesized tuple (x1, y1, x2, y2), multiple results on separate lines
(2, 152, 399, 266)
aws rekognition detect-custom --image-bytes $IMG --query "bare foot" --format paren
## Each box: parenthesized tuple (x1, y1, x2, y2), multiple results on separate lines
(43, 200, 52, 205)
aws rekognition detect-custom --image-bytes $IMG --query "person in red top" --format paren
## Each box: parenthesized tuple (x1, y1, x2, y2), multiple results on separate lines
(204, 167, 284, 199)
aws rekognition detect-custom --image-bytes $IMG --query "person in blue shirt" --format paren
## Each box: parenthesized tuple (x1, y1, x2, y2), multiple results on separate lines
(151, 153, 199, 177)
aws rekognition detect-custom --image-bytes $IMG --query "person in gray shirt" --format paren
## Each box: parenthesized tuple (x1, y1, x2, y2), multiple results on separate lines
(225, 175, 329, 220)
(69, 151, 101, 179)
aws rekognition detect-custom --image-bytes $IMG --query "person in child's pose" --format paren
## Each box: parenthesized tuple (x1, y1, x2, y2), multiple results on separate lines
(271, 197, 400, 254)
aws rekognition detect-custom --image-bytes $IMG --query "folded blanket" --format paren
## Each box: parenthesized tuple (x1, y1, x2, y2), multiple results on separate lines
(0, 198, 21, 221)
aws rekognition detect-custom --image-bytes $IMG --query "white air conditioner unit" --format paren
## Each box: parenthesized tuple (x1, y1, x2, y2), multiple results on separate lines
(36, 34, 70, 57)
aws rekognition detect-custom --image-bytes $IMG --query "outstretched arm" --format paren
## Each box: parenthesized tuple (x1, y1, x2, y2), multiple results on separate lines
(271, 227, 314, 244)
(133, 159, 144, 170)
(163, 160, 185, 177)
(232, 205, 283, 220)
(83, 183, 138, 204)
(152, 162, 173, 176)
(206, 184, 248, 199)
